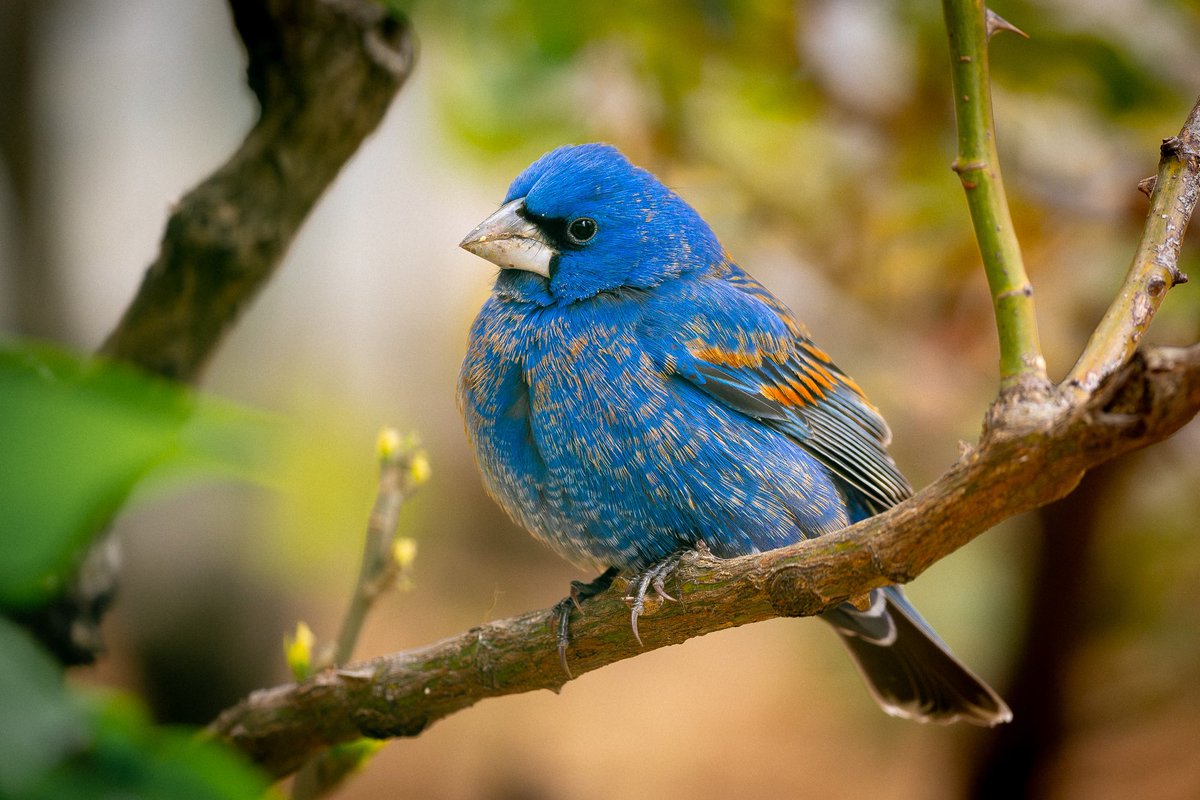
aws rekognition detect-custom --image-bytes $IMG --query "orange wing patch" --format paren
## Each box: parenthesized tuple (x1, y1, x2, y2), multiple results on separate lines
(761, 383, 799, 406)
(809, 361, 838, 388)
(761, 375, 823, 408)
(795, 369, 824, 395)
(800, 341, 832, 363)
(688, 333, 791, 370)
(800, 341, 867, 398)
(690, 345, 764, 369)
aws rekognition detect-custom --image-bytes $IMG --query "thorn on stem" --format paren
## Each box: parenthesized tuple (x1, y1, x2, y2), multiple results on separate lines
(986, 10, 1029, 40)
(1137, 176, 1157, 197)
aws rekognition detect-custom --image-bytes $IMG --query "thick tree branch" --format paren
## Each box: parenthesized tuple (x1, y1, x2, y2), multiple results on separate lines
(30, 0, 416, 666)
(100, 0, 415, 381)
(209, 343, 1200, 779)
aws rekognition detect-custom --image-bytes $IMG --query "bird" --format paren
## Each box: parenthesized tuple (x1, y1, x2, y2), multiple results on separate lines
(457, 142, 1011, 725)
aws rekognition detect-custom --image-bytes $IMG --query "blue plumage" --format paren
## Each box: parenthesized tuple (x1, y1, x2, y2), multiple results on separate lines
(458, 143, 1010, 725)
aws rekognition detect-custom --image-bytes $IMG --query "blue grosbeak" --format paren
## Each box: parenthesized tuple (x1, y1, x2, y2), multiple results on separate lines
(458, 143, 1010, 725)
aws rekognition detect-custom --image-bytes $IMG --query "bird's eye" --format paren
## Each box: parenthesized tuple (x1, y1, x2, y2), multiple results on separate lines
(566, 217, 597, 244)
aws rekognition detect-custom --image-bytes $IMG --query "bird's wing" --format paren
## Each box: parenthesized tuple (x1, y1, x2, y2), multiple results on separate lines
(650, 264, 912, 516)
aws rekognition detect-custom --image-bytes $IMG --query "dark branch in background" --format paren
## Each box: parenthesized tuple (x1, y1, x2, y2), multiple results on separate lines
(27, 0, 415, 664)
(101, 0, 415, 380)
(967, 462, 1117, 799)
(0, 0, 71, 340)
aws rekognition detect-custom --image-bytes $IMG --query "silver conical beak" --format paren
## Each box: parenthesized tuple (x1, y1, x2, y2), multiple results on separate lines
(459, 198, 556, 278)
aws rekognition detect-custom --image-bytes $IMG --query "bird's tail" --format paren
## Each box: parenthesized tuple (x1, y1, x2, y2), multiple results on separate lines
(822, 586, 1011, 726)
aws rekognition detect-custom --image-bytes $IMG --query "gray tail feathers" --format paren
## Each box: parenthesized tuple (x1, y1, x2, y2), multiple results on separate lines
(823, 586, 1011, 726)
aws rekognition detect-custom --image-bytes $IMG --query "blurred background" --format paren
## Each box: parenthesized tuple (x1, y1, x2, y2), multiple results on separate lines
(2, 0, 1199, 798)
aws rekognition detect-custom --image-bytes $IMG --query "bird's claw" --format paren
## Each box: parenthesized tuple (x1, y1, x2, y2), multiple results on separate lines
(553, 567, 619, 678)
(567, 578, 594, 611)
(551, 553, 684, 673)
(624, 553, 684, 647)
(553, 597, 575, 677)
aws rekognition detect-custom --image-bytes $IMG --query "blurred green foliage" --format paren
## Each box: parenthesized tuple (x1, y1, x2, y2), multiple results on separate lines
(416, 0, 1198, 375)
(0, 340, 272, 609)
(414, 0, 1196, 158)
(0, 617, 268, 799)
(0, 341, 274, 797)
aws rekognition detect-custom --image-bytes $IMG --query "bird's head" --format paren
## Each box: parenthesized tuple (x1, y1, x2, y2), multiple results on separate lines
(460, 143, 722, 304)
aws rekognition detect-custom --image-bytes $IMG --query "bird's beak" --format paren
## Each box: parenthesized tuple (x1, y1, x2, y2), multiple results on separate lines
(459, 198, 556, 278)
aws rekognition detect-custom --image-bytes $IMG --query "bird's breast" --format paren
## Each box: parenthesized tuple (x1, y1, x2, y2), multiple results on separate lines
(459, 294, 849, 569)
(458, 298, 693, 565)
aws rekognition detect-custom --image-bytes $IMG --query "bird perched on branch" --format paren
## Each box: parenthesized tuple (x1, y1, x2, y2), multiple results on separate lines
(457, 143, 1010, 725)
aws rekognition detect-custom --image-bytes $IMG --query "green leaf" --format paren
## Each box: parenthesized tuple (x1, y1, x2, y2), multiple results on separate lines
(0, 340, 272, 609)
(26, 695, 270, 800)
(0, 618, 90, 797)
(0, 618, 269, 799)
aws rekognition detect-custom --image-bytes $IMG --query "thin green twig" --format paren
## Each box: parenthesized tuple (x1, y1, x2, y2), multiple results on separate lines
(331, 430, 424, 666)
(942, 0, 1046, 391)
(1064, 95, 1200, 396)
(292, 429, 426, 800)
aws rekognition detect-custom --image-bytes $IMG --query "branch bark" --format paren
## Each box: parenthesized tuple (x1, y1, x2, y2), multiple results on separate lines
(100, 0, 415, 381)
(1066, 94, 1200, 396)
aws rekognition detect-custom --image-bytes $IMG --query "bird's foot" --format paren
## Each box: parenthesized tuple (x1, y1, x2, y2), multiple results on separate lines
(553, 566, 619, 678)
(625, 553, 685, 647)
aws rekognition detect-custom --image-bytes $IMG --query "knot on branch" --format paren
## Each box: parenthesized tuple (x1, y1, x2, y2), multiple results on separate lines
(1161, 134, 1200, 165)
(765, 565, 833, 618)
(232, 0, 414, 112)
(1101, 346, 1200, 434)
(351, 705, 428, 741)
(364, 15, 417, 77)
(983, 377, 1062, 437)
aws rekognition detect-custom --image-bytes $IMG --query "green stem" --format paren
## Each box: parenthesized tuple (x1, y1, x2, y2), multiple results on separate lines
(942, 0, 1046, 390)
(1064, 95, 1200, 396)
(294, 431, 424, 800)
(332, 471, 404, 667)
